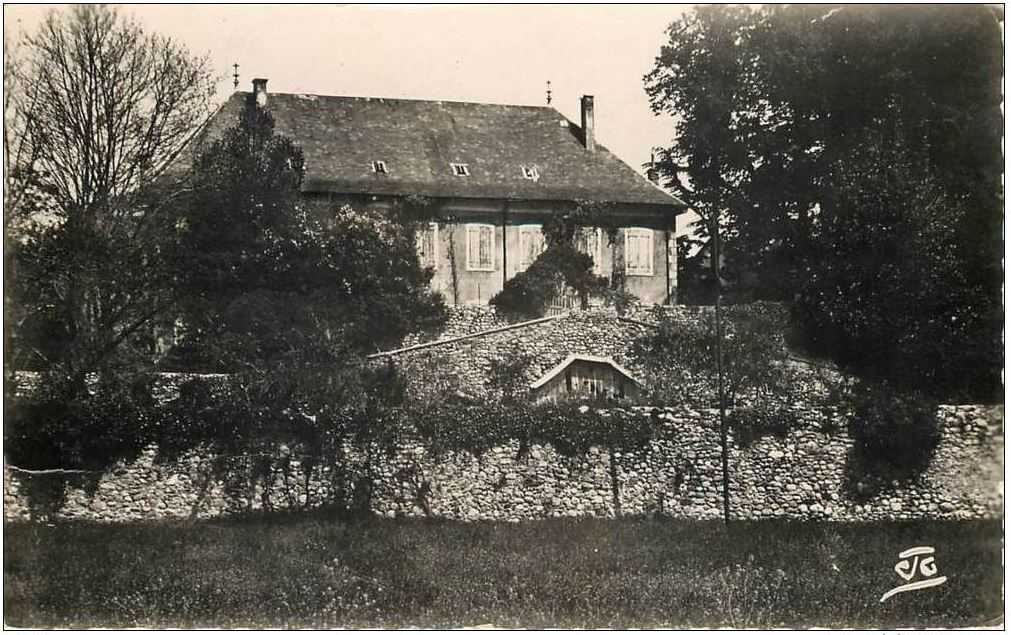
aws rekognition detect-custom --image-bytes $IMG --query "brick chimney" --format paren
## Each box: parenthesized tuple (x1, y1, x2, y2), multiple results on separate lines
(647, 153, 660, 184)
(252, 78, 268, 107)
(580, 95, 595, 152)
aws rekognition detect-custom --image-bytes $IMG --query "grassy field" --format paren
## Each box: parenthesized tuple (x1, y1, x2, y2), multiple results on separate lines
(3, 513, 1003, 628)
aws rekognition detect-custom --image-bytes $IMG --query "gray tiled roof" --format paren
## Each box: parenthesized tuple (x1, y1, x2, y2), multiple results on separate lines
(202, 91, 685, 210)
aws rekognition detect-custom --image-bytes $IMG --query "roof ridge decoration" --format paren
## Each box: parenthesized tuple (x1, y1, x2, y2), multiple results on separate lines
(235, 89, 559, 110)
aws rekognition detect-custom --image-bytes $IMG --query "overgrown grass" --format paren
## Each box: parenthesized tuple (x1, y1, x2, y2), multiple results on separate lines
(4, 513, 1003, 628)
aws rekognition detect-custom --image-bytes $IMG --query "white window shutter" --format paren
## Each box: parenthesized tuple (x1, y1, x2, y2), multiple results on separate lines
(624, 229, 634, 273)
(480, 226, 493, 269)
(519, 226, 531, 267)
(417, 222, 438, 269)
(592, 228, 602, 274)
(465, 224, 495, 271)
(427, 222, 438, 269)
(625, 228, 653, 276)
(466, 225, 479, 270)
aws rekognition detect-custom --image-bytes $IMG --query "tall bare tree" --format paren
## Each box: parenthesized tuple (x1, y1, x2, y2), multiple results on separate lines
(5, 5, 215, 383)
(8, 6, 214, 216)
(5, 6, 218, 474)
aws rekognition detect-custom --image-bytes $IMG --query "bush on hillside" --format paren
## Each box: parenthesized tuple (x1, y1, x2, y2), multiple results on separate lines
(843, 381, 941, 500)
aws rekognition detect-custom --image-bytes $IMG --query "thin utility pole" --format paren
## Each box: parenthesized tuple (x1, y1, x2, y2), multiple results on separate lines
(712, 216, 730, 524)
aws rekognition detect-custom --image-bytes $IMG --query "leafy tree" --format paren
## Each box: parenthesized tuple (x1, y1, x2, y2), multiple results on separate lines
(4, 5, 215, 471)
(792, 132, 1002, 400)
(675, 235, 717, 305)
(646, 4, 1002, 401)
(645, 6, 771, 298)
(159, 99, 446, 509)
(170, 100, 446, 373)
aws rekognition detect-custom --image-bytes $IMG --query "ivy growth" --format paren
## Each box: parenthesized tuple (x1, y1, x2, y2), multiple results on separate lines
(489, 200, 635, 319)
(490, 244, 606, 319)
(409, 401, 662, 460)
(726, 406, 797, 447)
(541, 200, 622, 249)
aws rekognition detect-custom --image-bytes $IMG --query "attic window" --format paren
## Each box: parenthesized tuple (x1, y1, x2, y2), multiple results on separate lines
(521, 166, 539, 180)
(372, 160, 388, 174)
(451, 163, 470, 176)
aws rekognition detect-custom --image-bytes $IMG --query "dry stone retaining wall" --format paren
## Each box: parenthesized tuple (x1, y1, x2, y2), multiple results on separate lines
(4, 404, 1002, 523)
(392, 304, 717, 400)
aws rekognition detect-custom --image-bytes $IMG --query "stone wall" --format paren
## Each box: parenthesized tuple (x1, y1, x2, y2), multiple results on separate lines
(388, 303, 833, 406)
(5, 307, 1001, 523)
(5, 404, 1002, 523)
(391, 304, 720, 401)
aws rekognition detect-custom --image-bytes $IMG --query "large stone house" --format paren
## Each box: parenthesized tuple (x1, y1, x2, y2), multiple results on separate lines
(197, 79, 687, 306)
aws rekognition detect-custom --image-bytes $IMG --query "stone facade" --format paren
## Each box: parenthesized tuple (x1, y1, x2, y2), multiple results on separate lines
(4, 404, 1003, 523)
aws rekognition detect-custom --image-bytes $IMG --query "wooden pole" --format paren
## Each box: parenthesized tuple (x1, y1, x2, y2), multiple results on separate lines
(712, 217, 730, 524)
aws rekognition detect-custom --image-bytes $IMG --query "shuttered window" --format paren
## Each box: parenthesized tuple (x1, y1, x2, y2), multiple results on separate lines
(518, 224, 545, 269)
(624, 228, 654, 276)
(416, 222, 438, 269)
(465, 223, 495, 271)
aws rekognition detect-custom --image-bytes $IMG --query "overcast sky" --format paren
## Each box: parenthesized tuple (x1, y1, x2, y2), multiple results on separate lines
(5, 4, 697, 233)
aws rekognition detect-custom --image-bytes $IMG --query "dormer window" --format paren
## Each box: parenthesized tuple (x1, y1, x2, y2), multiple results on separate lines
(521, 166, 539, 180)
(451, 163, 470, 176)
(372, 160, 388, 174)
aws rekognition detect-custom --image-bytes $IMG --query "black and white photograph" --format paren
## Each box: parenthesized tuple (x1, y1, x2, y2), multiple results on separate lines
(2, 3, 1004, 629)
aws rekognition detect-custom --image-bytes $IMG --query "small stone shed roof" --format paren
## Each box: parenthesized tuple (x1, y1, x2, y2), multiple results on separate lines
(190, 91, 686, 210)
(529, 354, 641, 390)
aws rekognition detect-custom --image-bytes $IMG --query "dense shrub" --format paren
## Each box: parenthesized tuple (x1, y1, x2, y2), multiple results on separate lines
(843, 381, 941, 500)
(489, 200, 637, 320)
(4, 372, 160, 473)
(631, 302, 802, 408)
(489, 244, 607, 319)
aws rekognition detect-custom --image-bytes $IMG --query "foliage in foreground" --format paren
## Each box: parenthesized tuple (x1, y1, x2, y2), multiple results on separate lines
(3, 516, 1002, 629)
